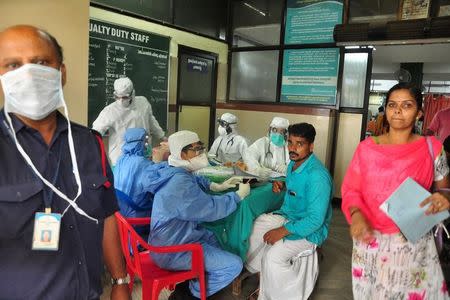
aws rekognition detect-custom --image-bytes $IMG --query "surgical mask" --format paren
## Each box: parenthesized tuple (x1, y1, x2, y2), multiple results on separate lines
(218, 126, 228, 136)
(115, 90, 134, 108)
(0, 64, 64, 120)
(186, 153, 209, 171)
(270, 132, 285, 147)
(1, 64, 98, 223)
(119, 98, 131, 108)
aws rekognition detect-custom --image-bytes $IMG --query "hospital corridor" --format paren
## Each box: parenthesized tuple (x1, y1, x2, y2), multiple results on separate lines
(2, 0, 450, 299)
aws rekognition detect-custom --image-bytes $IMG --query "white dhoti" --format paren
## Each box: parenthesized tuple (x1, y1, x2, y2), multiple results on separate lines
(246, 213, 319, 300)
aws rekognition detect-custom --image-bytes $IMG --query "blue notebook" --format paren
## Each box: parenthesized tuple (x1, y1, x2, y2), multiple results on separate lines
(379, 177, 449, 243)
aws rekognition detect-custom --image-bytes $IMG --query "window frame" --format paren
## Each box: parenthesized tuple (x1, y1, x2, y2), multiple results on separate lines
(226, 0, 344, 110)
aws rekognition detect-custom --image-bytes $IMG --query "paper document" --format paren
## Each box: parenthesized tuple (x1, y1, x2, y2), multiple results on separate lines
(233, 166, 262, 181)
(379, 177, 449, 243)
(233, 166, 285, 180)
(270, 170, 286, 178)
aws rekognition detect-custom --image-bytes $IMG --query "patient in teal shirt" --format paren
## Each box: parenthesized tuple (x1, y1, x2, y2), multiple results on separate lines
(245, 123, 333, 300)
(276, 153, 333, 245)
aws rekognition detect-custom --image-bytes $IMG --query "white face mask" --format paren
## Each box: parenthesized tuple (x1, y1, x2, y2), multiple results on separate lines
(218, 126, 228, 136)
(186, 153, 209, 171)
(1, 64, 98, 223)
(0, 64, 64, 120)
(119, 99, 131, 108)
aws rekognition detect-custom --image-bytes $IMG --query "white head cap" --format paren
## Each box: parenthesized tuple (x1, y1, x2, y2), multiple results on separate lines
(220, 113, 237, 124)
(270, 117, 289, 129)
(168, 130, 200, 160)
(114, 77, 134, 97)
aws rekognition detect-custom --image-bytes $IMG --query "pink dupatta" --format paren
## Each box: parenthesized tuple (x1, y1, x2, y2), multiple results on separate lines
(341, 136, 442, 234)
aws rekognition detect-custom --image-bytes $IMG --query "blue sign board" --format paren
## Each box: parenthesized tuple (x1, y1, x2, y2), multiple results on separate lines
(281, 48, 339, 105)
(285, 0, 343, 44)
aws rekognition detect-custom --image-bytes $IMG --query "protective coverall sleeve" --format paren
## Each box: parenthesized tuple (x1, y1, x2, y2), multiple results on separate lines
(237, 137, 249, 159)
(194, 175, 211, 191)
(146, 102, 165, 140)
(92, 108, 112, 135)
(174, 173, 240, 222)
(284, 171, 332, 238)
(209, 138, 221, 158)
(243, 137, 265, 172)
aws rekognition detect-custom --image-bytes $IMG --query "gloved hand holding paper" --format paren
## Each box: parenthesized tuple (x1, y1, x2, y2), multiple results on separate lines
(256, 167, 272, 179)
(210, 176, 243, 192)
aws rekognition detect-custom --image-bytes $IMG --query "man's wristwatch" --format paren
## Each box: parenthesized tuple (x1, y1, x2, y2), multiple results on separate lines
(111, 274, 131, 286)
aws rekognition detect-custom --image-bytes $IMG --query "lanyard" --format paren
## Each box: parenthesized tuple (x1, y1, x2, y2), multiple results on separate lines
(2, 108, 98, 223)
(43, 146, 63, 209)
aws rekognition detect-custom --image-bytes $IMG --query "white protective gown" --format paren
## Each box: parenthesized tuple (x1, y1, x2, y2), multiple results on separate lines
(243, 136, 289, 173)
(209, 132, 248, 163)
(92, 96, 165, 165)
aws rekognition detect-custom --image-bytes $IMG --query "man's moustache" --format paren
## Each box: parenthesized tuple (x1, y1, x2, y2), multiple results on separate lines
(289, 151, 298, 156)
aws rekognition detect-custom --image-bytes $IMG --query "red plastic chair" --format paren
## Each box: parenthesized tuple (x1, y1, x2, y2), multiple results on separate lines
(115, 212, 207, 300)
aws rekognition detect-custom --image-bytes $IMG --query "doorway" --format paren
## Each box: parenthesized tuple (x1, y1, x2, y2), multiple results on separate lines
(176, 45, 218, 148)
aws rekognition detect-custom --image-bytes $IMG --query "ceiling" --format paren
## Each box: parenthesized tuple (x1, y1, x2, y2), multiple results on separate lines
(372, 43, 450, 63)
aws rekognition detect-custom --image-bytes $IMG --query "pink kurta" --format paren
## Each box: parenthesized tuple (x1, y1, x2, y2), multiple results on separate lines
(342, 136, 449, 299)
(341, 136, 442, 234)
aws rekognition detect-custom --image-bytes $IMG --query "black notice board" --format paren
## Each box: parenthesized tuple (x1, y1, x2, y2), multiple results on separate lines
(88, 19, 170, 129)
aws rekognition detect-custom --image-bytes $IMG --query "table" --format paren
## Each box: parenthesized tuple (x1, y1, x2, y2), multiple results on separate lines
(202, 183, 285, 261)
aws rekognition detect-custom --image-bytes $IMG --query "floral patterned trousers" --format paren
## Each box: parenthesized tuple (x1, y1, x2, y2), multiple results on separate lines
(352, 231, 449, 300)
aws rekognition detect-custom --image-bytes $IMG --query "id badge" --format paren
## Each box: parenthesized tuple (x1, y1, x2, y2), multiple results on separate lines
(32, 212, 61, 251)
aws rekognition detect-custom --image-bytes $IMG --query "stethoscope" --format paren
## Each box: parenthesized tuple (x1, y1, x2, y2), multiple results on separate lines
(215, 135, 235, 157)
(264, 130, 287, 163)
(264, 143, 287, 163)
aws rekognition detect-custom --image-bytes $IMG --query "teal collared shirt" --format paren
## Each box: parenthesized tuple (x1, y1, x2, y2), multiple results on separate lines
(275, 154, 333, 246)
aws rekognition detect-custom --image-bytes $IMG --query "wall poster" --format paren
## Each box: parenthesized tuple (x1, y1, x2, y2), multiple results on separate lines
(400, 0, 431, 20)
(284, 0, 343, 45)
(281, 48, 340, 105)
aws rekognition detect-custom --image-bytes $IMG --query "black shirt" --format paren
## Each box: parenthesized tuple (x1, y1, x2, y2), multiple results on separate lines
(0, 111, 119, 299)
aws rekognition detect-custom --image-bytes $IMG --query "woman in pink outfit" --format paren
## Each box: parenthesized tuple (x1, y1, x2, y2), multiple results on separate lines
(342, 83, 450, 299)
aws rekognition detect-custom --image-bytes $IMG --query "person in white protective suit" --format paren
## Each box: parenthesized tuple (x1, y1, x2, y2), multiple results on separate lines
(243, 117, 290, 178)
(209, 113, 248, 164)
(92, 77, 165, 165)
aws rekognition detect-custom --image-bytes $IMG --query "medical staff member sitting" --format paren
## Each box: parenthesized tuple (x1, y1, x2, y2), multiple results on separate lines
(246, 123, 333, 300)
(145, 130, 250, 299)
(114, 128, 167, 219)
(209, 113, 248, 164)
(243, 117, 290, 178)
(92, 77, 165, 165)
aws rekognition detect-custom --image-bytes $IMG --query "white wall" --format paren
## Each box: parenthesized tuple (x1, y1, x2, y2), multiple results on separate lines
(0, 0, 90, 125)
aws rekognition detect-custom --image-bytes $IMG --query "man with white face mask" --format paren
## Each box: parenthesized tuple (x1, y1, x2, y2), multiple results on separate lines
(209, 112, 248, 164)
(92, 77, 165, 165)
(0, 25, 130, 299)
(143, 130, 250, 299)
(243, 117, 290, 178)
